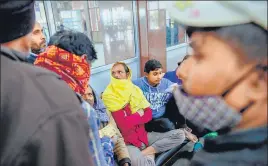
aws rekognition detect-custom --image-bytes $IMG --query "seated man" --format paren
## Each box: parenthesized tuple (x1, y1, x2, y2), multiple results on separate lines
(133, 59, 175, 132)
(163, 55, 190, 85)
(102, 62, 186, 166)
(83, 85, 131, 166)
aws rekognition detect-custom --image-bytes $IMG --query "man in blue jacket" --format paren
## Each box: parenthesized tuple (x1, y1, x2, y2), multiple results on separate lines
(133, 59, 175, 132)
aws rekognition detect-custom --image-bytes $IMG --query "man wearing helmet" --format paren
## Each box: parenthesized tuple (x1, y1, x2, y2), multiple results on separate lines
(165, 1, 267, 165)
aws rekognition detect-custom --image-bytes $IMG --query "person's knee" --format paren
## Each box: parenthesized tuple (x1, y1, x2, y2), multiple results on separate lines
(170, 129, 186, 144)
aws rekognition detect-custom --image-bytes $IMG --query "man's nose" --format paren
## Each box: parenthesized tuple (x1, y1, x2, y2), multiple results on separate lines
(41, 33, 45, 40)
(114, 73, 120, 79)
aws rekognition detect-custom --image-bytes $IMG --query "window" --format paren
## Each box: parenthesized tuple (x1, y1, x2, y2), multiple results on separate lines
(48, 1, 136, 68)
(147, 1, 187, 48)
(90, 1, 136, 66)
(50, 1, 89, 34)
(165, 10, 186, 47)
(34, 1, 49, 39)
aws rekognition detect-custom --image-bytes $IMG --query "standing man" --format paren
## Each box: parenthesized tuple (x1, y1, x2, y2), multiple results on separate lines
(27, 22, 46, 64)
(0, 0, 98, 166)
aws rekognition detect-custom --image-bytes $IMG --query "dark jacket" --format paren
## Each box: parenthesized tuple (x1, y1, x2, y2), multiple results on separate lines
(190, 126, 268, 166)
(0, 46, 94, 166)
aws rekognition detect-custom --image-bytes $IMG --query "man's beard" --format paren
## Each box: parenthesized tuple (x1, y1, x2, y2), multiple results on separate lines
(31, 48, 42, 54)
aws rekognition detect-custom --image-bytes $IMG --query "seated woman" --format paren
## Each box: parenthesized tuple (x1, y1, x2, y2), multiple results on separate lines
(34, 30, 109, 166)
(83, 85, 131, 166)
(102, 62, 186, 166)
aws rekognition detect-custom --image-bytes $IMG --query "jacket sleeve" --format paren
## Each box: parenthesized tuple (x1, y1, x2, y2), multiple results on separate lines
(28, 105, 105, 166)
(82, 101, 108, 166)
(107, 111, 131, 166)
(141, 107, 153, 124)
(111, 109, 145, 130)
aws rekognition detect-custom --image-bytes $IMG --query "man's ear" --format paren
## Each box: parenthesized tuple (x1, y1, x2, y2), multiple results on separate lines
(145, 72, 149, 77)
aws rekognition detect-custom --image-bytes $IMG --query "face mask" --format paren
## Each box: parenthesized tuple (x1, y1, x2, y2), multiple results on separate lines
(171, 65, 263, 132)
(173, 87, 242, 131)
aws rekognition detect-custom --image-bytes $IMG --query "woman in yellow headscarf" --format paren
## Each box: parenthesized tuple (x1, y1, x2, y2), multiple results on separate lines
(102, 62, 152, 148)
(102, 62, 186, 166)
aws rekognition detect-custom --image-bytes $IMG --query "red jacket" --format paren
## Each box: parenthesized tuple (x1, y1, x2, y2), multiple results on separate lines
(111, 104, 152, 148)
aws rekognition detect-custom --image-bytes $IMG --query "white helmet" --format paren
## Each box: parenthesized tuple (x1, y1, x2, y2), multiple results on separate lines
(165, 1, 267, 30)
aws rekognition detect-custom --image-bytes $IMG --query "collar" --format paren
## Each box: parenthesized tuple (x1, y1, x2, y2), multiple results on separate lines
(1, 45, 28, 62)
(215, 126, 267, 144)
(204, 126, 267, 152)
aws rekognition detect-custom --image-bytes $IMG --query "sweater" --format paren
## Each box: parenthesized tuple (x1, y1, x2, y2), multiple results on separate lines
(133, 77, 173, 118)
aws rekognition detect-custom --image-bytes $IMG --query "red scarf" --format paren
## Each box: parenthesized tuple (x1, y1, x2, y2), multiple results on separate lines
(34, 45, 90, 95)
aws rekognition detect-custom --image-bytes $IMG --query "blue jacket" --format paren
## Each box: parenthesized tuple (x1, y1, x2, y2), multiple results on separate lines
(163, 69, 182, 85)
(81, 99, 108, 166)
(26, 52, 38, 64)
(133, 77, 173, 119)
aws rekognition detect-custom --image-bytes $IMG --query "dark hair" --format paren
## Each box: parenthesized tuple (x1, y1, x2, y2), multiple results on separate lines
(178, 55, 190, 66)
(48, 30, 97, 61)
(216, 23, 267, 62)
(186, 23, 267, 62)
(144, 59, 162, 73)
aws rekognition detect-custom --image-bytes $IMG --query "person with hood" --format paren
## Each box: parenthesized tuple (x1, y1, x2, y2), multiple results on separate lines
(27, 22, 46, 64)
(83, 85, 131, 166)
(133, 59, 175, 132)
(34, 30, 108, 166)
(165, 1, 267, 165)
(102, 62, 186, 166)
(0, 0, 96, 166)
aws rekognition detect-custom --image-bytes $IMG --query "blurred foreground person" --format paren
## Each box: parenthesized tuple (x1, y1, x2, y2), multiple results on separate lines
(0, 0, 95, 166)
(166, 1, 267, 165)
(34, 30, 108, 166)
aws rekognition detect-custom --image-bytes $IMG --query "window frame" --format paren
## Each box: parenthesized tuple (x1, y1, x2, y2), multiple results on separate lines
(40, 0, 139, 71)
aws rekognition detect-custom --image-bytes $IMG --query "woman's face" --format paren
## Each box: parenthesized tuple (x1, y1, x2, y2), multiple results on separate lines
(83, 86, 94, 106)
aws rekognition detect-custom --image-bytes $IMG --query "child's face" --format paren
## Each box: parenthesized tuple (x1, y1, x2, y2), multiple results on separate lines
(146, 68, 163, 86)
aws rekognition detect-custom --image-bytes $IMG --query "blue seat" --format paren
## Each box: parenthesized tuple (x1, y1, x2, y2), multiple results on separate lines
(155, 140, 189, 166)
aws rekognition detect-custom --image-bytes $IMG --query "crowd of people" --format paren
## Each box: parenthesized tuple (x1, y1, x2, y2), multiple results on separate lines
(1, 0, 267, 166)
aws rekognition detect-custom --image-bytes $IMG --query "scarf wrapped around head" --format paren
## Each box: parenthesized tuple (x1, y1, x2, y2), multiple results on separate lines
(102, 62, 150, 114)
(34, 45, 90, 95)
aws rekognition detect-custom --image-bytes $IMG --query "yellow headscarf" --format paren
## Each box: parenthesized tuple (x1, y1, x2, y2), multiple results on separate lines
(102, 62, 150, 114)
